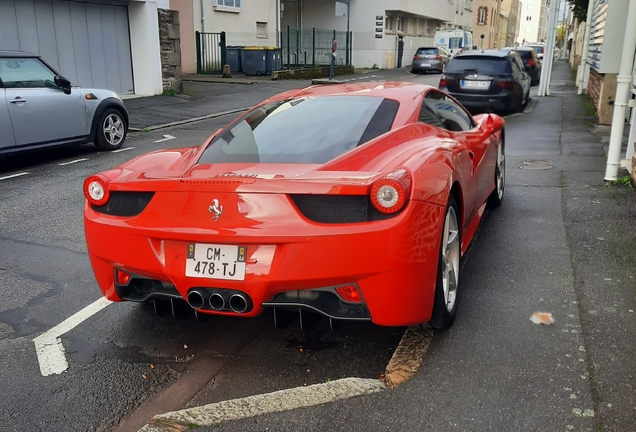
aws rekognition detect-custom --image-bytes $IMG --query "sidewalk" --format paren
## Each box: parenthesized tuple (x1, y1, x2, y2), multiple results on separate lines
(130, 61, 636, 431)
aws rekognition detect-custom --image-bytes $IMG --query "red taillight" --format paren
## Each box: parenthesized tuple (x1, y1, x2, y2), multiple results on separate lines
(83, 175, 110, 206)
(497, 80, 515, 89)
(116, 269, 131, 285)
(439, 77, 452, 87)
(413, 55, 419, 60)
(335, 285, 362, 303)
(370, 169, 411, 214)
(528, 59, 535, 68)
(434, 55, 441, 60)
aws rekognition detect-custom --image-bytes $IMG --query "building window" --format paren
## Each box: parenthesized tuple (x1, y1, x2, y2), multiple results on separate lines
(385, 15, 395, 31)
(477, 6, 487, 25)
(217, 0, 241, 6)
(214, 0, 241, 11)
(527, 4, 534, 10)
(525, 27, 532, 33)
(526, 15, 532, 21)
(397, 16, 405, 32)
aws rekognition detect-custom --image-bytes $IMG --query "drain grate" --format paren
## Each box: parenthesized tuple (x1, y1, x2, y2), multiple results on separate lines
(520, 160, 555, 170)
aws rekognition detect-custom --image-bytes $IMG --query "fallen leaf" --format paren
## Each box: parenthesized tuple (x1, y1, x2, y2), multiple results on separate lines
(150, 364, 155, 369)
(299, 348, 304, 353)
(531, 312, 555, 325)
(142, 374, 148, 380)
(184, 344, 188, 349)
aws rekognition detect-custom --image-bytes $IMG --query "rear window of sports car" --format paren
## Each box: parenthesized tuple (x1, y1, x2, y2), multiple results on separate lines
(197, 96, 399, 164)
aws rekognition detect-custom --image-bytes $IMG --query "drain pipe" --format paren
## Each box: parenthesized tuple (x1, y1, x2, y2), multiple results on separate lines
(200, 0, 205, 32)
(603, 0, 636, 181)
(577, 0, 595, 95)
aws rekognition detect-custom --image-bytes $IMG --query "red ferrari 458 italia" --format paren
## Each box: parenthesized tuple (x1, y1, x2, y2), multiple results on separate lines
(83, 82, 505, 330)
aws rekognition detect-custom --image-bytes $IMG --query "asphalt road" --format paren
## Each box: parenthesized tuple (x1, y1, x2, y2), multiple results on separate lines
(1, 64, 634, 432)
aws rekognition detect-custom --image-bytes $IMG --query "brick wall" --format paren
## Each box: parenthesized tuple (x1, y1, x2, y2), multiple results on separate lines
(588, 69, 602, 109)
(158, 9, 183, 93)
(588, 69, 618, 125)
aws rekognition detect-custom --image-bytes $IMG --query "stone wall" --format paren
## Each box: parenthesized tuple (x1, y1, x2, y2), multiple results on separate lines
(158, 9, 183, 93)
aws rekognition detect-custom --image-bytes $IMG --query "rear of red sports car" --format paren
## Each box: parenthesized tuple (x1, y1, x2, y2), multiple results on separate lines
(84, 83, 500, 328)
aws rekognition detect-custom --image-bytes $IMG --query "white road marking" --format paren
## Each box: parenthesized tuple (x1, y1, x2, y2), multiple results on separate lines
(154, 134, 176, 143)
(0, 172, 29, 181)
(59, 158, 89, 166)
(139, 323, 433, 431)
(140, 377, 386, 431)
(33, 297, 112, 376)
(113, 147, 135, 153)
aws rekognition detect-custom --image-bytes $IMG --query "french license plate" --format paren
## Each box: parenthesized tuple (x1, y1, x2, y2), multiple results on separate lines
(185, 243, 247, 281)
(421, 63, 431, 67)
(461, 80, 490, 89)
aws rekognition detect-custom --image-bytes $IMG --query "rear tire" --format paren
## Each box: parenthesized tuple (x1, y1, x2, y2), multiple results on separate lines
(488, 137, 505, 207)
(430, 195, 461, 330)
(95, 108, 127, 151)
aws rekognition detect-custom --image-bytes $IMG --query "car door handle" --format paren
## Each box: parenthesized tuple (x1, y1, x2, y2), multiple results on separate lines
(10, 98, 26, 103)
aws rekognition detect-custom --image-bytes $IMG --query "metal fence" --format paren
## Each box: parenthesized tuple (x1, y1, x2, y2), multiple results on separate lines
(280, 27, 351, 69)
(196, 31, 226, 74)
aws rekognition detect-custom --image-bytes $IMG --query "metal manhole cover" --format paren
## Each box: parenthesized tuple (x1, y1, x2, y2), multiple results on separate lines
(520, 160, 555, 170)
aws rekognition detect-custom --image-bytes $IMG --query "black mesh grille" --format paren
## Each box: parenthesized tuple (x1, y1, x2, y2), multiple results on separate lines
(91, 192, 155, 217)
(289, 194, 396, 224)
(264, 290, 370, 319)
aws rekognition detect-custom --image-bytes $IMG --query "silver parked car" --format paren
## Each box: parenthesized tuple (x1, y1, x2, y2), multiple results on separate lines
(411, 46, 451, 74)
(0, 50, 128, 156)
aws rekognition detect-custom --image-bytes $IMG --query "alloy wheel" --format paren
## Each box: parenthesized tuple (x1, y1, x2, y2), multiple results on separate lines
(441, 205, 460, 313)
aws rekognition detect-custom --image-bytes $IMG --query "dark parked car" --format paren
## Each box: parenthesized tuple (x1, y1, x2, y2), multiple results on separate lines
(0, 50, 128, 156)
(411, 47, 451, 74)
(506, 46, 541, 86)
(438, 49, 531, 114)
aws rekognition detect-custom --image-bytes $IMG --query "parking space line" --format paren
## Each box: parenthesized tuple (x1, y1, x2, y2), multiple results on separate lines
(0, 172, 29, 181)
(59, 158, 90, 166)
(139, 377, 386, 431)
(113, 147, 135, 153)
(33, 297, 112, 376)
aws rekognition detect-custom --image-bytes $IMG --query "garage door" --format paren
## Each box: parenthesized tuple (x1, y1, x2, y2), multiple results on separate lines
(0, 0, 134, 95)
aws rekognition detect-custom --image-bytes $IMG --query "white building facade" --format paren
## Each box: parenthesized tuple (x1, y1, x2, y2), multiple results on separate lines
(282, 0, 476, 69)
(516, 0, 548, 44)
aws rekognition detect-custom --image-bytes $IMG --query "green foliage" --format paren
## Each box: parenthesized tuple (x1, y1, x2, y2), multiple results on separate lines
(567, 0, 589, 23)
(162, 88, 177, 96)
(607, 176, 634, 188)
(188, 423, 200, 429)
(141, 128, 150, 133)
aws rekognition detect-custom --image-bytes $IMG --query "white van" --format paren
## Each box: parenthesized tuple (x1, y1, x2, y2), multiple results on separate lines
(434, 29, 474, 56)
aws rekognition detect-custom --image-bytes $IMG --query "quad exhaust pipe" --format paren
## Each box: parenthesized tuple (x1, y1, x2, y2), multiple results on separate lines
(186, 289, 251, 314)
(229, 293, 248, 313)
(209, 293, 225, 310)
(187, 289, 208, 309)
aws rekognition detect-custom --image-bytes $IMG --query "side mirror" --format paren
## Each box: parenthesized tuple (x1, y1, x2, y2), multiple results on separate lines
(475, 113, 504, 134)
(54, 75, 72, 95)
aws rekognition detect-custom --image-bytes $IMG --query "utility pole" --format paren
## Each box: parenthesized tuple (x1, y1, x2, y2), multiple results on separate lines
(538, 0, 559, 96)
